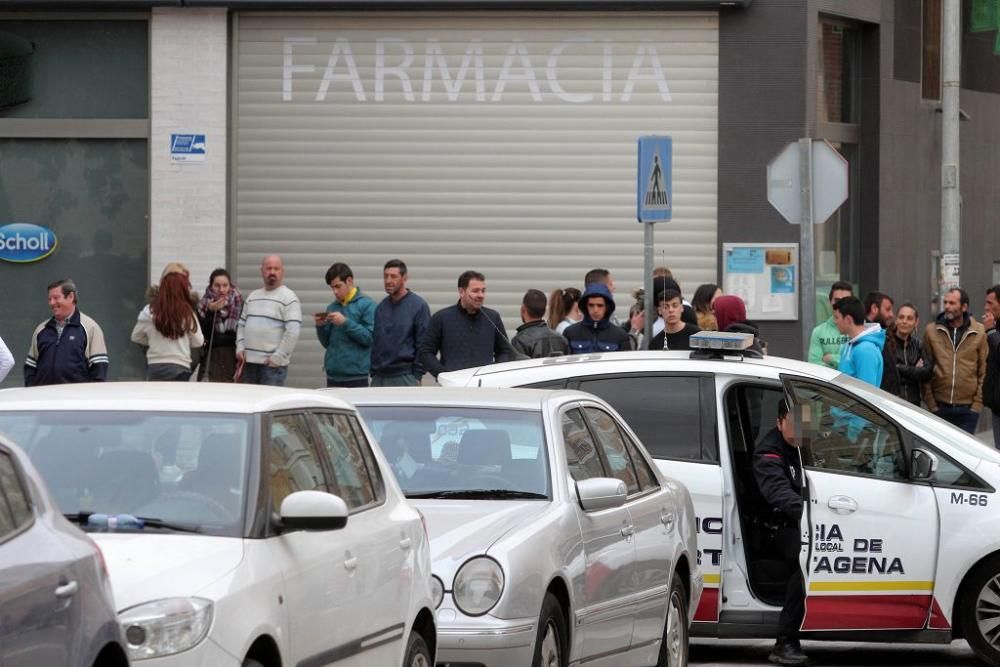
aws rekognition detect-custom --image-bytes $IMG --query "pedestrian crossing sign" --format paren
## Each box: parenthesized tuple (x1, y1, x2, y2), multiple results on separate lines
(637, 136, 672, 223)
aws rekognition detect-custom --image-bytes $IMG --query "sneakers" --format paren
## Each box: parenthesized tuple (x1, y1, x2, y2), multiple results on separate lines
(768, 638, 809, 666)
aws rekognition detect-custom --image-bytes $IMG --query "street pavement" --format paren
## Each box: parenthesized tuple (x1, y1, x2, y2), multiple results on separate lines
(691, 638, 979, 666)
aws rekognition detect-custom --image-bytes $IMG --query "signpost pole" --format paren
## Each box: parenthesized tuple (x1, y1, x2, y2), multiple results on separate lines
(643, 222, 654, 346)
(799, 138, 816, 360)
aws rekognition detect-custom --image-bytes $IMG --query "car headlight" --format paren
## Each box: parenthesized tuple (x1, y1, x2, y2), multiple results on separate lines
(453, 557, 504, 616)
(119, 597, 213, 660)
(431, 575, 445, 609)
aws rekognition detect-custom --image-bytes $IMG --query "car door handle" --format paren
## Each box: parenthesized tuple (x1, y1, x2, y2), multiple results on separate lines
(344, 556, 359, 572)
(620, 524, 635, 539)
(660, 510, 676, 531)
(399, 537, 412, 550)
(827, 495, 858, 513)
(55, 580, 78, 599)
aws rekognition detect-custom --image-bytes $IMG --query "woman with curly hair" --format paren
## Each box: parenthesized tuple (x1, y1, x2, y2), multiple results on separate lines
(131, 271, 205, 381)
(197, 268, 243, 382)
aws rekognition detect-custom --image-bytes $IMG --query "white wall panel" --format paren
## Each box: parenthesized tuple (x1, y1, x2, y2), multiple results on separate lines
(234, 11, 718, 386)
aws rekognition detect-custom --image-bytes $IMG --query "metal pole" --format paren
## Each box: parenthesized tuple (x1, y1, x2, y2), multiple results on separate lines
(643, 221, 654, 347)
(939, 0, 961, 302)
(799, 138, 816, 360)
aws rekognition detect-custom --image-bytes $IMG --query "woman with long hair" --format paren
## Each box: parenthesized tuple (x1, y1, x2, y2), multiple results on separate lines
(131, 271, 205, 381)
(197, 268, 244, 382)
(548, 287, 582, 334)
(692, 283, 721, 331)
(880, 303, 933, 405)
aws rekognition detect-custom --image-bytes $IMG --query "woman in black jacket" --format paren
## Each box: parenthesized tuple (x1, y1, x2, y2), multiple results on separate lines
(880, 303, 933, 405)
(197, 268, 244, 382)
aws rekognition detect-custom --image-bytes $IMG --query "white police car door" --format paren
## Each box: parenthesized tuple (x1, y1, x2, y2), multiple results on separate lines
(783, 378, 939, 632)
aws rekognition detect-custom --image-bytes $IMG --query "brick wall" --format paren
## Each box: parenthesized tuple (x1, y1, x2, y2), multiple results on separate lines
(150, 7, 228, 291)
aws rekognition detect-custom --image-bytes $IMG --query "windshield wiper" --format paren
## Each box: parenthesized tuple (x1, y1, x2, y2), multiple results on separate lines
(63, 512, 202, 534)
(406, 489, 548, 500)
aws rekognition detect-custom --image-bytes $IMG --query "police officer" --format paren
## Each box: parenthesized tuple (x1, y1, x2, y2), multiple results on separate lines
(753, 398, 808, 666)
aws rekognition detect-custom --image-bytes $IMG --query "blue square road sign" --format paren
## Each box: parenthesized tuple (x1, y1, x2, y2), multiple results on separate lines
(637, 136, 672, 223)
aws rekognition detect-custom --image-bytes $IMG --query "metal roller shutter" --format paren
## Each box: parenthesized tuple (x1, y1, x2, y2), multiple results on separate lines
(233, 11, 718, 386)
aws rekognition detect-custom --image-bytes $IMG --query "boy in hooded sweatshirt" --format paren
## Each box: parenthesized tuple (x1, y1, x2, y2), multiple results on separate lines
(563, 284, 633, 354)
(833, 296, 885, 387)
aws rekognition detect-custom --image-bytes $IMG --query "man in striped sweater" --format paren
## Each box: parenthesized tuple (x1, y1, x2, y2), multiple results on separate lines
(236, 255, 302, 386)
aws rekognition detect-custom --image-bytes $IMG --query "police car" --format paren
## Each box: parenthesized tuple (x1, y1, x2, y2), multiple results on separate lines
(439, 333, 1000, 665)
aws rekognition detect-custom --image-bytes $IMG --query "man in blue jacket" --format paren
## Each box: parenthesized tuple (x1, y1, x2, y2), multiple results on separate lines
(314, 263, 376, 387)
(25, 279, 109, 386)
(371, 259, 431, 386)
(563, 283, 634, 354)
(834, 296, 885, 387)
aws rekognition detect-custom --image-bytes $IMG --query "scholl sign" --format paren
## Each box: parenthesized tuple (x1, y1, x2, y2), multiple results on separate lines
(0, 223, 58, 263)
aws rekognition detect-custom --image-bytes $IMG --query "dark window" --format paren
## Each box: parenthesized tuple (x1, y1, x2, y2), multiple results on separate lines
(924, 0, 943, 100)
(522, 379, 568, 389)
(584, 407, 639, 494)
(561, 409, 607, 482)
(574, 375, 712, 462)
(895, 0, 923, 82)
(818, 22, 862, 124)
(962, 0, 1000, 94)
(313, 413, 378, 511)
(268, 414, 330, 513)
(620, 428, 659, 492)
(0, 451, 32, 538)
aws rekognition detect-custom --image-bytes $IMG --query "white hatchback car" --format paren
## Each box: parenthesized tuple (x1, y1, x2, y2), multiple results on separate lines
(441, 346, 1000, 665)
(0, 383, 436, 667)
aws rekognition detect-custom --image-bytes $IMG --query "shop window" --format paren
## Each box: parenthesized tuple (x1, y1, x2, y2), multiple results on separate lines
(818, 22, 861, 124)
(963, 0, 1000, 94)
(924, 0, 943, 100)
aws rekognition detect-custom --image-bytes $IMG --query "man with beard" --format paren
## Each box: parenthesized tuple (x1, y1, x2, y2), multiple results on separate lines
(236, 255, 301, 386)
(418, 270, 514, 378)
(923, 288, 989, 434)
(371, 259, 431, 386)
(864, 291, 895, 329)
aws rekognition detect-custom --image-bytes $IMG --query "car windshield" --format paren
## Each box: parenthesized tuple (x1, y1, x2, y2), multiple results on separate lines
(0, 411, 253, 537)
(357, 406, 550, 499)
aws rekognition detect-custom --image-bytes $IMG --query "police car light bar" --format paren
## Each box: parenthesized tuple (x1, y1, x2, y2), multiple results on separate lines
(689, 330, 754, 351)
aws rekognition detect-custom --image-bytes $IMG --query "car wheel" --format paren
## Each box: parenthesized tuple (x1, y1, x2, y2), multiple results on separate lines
(656, 576, 689, 667)
(532, 592, 568, 667)
(242, 659, 265, 667)
(402, 631, 432, 667)
(960, 555, 1000, 666)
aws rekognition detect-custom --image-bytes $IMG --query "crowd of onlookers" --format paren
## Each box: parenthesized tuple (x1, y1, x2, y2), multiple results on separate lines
(0, 256, 996, 448)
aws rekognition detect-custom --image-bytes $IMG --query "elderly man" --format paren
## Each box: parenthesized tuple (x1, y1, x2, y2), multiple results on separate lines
(236, 255, 301, 386)
(25, 279, 108, 386)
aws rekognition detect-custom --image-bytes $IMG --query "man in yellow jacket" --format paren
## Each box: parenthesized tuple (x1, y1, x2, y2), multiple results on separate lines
(923, 287, 989, 434)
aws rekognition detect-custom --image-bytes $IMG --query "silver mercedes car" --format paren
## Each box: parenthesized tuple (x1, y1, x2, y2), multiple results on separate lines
(338, 387, 702, 667)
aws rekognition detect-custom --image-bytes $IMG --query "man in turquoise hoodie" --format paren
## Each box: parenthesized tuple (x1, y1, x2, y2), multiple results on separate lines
(808, 281, 853, 369)
(314, 262, 376, 387)
(833, 296, 885, 386)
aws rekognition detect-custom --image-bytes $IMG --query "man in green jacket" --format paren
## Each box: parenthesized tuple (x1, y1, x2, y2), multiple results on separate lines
(808, 281, 854, 369)
(314, 262, 376, 387)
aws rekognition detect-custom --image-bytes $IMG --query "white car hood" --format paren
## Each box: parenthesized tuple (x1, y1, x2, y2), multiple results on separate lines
(413, 500, 550, 580)
(93, 533, 244, 611)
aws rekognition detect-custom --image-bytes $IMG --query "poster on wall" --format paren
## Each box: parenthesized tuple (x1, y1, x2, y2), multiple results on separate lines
(722, 242, 799, 320)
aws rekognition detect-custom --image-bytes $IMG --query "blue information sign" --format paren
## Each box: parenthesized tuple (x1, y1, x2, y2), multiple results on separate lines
(637, 136, 672, 223)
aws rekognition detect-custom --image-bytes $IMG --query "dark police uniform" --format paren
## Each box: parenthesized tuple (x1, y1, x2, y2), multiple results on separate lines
(753, 427, 805, 654)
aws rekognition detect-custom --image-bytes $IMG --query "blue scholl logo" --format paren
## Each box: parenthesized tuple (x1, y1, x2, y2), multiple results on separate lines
(0, 223, 58, 263)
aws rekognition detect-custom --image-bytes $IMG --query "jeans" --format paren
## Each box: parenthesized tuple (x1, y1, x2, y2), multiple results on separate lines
(936, 404, 980, 435)
(241, 363, 288, 386)
(370, 373, 421, 387)
(326, 377, 369, 388)
(146, 363, 191, 381)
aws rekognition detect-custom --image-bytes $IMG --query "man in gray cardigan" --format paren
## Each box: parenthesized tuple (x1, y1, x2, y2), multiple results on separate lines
(236, 255, 302, 386)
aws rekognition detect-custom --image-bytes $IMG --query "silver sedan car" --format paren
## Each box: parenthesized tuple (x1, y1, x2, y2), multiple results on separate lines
(0, 436, 128, 667)
(340, 387, 702, 667)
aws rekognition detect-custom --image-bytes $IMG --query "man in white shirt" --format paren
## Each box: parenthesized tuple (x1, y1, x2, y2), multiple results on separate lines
(236, 255, 302, 386)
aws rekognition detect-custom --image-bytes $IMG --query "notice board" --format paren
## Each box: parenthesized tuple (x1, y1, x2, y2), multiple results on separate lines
(722, 243, 799, 321)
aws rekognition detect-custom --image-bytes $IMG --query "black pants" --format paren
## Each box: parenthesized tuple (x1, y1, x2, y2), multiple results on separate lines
(776, 527, 805, 641)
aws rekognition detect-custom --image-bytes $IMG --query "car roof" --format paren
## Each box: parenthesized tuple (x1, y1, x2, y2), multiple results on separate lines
(0, 382, 355, 414)
(329, 386, 597, 410)
(438, 351, 842, 385)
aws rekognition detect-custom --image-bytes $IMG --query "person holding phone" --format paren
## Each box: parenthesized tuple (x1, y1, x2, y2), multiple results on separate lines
(197, 268, 243, 382)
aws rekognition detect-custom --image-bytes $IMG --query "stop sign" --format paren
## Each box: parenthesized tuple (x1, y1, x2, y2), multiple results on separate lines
(767, 140, 848, 224)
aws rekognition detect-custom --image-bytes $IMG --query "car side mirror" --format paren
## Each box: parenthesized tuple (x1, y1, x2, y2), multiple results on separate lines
(910, 448, 939, 481)
(576, 477, 628, 512)
(279, 490, 349, 531)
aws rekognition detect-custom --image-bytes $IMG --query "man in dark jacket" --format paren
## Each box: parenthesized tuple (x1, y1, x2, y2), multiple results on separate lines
(647, 289, 700, 350)
(25, 279, 109, 386)
(984, 285, 1000, 448)
(512, 289, 568, 359)
(563, 284, 633, 354)
(371, 259, 431, 386)
(752, 398, 807, 667)
(418, 270, 514, 379)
